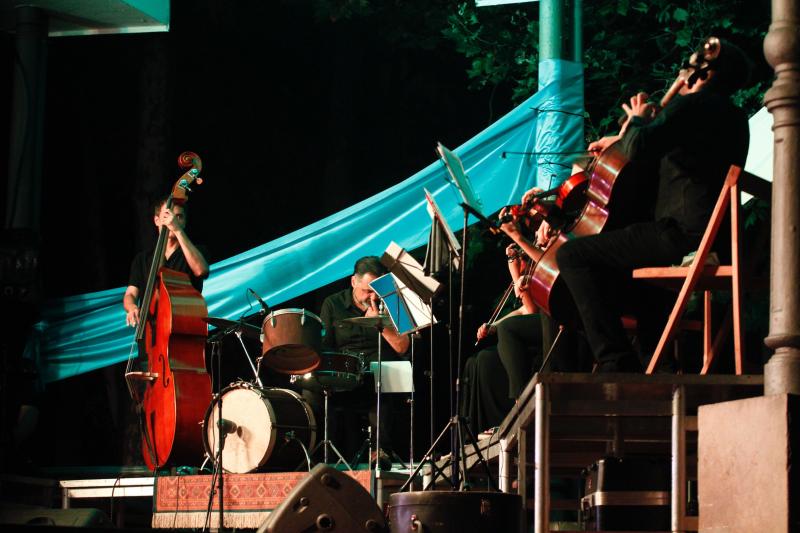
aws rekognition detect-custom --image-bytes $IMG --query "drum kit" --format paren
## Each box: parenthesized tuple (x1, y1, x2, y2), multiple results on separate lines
(202, 308, 373, 474)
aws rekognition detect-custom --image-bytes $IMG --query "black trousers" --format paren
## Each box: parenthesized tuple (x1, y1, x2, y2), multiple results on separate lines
(555, 220, 696, 366)
(460, 346, 513, 435)
(496, 314, 543, 398)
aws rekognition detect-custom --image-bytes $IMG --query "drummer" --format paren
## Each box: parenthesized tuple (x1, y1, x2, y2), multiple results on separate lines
(313, 255, 410, 467)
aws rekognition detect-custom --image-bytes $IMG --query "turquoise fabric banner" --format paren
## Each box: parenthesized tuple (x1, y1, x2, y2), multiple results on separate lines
(27, 60, 584, 383)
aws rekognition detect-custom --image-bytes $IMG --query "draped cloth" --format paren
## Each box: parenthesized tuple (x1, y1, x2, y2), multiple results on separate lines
(27, 60, 584, 383)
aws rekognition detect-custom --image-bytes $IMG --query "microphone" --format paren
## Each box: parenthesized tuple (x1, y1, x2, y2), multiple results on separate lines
(218, 418, 237, 434)
(248, 288, 271, 315)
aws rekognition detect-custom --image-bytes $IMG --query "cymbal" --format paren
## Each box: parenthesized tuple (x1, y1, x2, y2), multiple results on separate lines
(338, 315, 394, 329)
(204, 317, 261, 340)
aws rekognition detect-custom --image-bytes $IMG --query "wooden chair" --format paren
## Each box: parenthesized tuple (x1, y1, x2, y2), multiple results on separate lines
(632, 165, 771, 375)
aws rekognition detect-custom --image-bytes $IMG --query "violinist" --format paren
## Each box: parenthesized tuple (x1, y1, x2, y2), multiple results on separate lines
(123, 197, 210, 327)
(461, 237, 544, 437)
(521, 37, 751, 372)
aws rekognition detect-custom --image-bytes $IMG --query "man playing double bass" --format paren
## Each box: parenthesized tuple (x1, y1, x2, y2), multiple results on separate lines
(123, 197, 209, 326)
(504, 37, 751, 372)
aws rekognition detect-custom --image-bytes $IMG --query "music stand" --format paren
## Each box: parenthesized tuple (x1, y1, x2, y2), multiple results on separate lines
(369, 269, 435, 481)
(380, 241, 442, 464)
(399, 143, 497, 492)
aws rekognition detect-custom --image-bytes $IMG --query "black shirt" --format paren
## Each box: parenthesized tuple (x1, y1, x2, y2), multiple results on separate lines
(319, 288, 401, 363)
(128, 246, 207, 295)
(617, 90, 749, 237)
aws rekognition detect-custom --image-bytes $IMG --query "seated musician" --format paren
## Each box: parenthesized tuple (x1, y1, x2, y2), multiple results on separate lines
(461, 243, 542, 436)
(312, 255, 410, 466)
(508, 37, 751, 372)
(123, 196, 210, 327)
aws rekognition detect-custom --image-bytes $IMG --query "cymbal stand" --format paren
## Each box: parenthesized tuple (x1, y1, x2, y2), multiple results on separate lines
(374, 321, 385, 477)
(233, 329, 263, 387)
(206, 323, 263, 387)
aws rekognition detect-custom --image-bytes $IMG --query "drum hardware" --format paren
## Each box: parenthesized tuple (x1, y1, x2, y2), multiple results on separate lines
(205, 316, 262, 341)
(291, 351, 364, 393)
(336, 314, 391, 478)
(292, 352, 364, 469)
(205, 316, 264, 387)
(306, 389, 354, 470)
(260, 308, 323, 375)
(202, 383, 317, 474)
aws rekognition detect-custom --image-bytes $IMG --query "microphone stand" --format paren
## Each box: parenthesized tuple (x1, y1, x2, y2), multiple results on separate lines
(203, 340, 226, 532)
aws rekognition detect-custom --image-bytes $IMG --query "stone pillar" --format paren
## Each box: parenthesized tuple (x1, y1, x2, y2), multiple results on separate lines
(763, 0, 800, 395)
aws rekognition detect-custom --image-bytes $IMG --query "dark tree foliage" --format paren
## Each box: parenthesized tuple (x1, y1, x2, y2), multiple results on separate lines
(444, 0, 772, 139)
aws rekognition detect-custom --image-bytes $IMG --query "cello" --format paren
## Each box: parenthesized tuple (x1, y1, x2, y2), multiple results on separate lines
(521, 72, 690, 322)
(125, 152, 211, 471)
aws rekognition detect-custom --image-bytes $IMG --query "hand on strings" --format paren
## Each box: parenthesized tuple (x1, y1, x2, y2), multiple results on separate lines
(476, 323, 496, 341)
(521, 187, 545, 207)
(126, 306, 140, 327)
(157, 207, 185, 235)
(587, 135, 622, 154)
(535, 220, 556, 248)
(515, 274, 530, 293)
(622, 92, 656, 122)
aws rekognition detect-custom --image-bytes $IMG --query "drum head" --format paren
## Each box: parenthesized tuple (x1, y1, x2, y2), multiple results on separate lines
(261, 345, 321, 375)
(205, 386, 275, 474)
(261, 309, 323, 374)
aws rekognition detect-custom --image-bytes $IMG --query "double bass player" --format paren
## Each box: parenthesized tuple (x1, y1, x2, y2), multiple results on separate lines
(124, 197, 209, 326)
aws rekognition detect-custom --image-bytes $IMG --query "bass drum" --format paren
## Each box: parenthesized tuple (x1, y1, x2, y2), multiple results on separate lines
(203, 383, 316, 473)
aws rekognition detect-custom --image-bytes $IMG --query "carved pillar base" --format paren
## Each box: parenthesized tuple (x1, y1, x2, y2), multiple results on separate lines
(765, 347, 800, 396)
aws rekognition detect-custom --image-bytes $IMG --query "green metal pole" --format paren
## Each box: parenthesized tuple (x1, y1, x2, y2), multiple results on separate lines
(572, 0, 582, 62)
(539, 0, 563, 67)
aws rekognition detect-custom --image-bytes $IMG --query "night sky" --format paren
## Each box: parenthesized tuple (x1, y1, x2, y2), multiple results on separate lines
(2, 0, 510, 300)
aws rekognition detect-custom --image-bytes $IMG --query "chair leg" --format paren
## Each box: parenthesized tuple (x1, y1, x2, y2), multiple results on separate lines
(703, 291, 712, 370)
(701, 306, 733, 375)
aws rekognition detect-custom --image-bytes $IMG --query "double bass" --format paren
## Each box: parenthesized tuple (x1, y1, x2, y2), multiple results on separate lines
(126, 152, 211, 471)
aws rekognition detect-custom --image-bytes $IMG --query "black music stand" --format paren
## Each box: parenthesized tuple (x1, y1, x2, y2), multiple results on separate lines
(398, 144, 497, 492)
(369, 262, 436, 478)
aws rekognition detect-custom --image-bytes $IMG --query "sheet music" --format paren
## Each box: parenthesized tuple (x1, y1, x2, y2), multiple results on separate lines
(381, 241, 441, 301)
(370, 271, 436, 336)
(424, 188, 461, 257)
(369, 361, 414, 393)
(436, 142, 485, 218)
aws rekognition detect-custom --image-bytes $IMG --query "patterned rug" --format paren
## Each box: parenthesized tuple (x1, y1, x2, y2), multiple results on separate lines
(152, 470, 372, 529)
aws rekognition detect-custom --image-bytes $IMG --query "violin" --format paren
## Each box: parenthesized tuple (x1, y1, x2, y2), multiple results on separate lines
(497, 168, 590, 233)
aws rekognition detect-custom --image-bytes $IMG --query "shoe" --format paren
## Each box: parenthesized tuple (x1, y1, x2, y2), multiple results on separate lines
(596, 353, 642, 373)
(477, 427, 498, 441)
(370, 448, 393, 470)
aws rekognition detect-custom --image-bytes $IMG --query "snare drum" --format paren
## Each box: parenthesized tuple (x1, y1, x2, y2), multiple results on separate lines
(203, 382, 316, 473)
(292, 351, 364, 393)
(260, 308, 323, 374)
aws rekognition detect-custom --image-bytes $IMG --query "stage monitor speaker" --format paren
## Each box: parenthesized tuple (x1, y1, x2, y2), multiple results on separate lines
(256, 464, 387, 533)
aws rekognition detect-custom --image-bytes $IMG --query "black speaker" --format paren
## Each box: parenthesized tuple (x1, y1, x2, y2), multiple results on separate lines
(257, 464, 387, 532)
